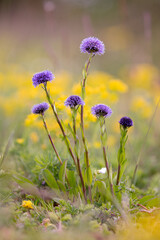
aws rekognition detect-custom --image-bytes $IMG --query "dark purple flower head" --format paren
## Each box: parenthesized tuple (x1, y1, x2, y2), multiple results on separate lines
(65, 95, 84, 109)
(91, 104, 112, 118)
(32, 102, 49, 115)
(119, 116, 133, 129)
(32, 70, 54, 87)
(80, 37, 105, 55)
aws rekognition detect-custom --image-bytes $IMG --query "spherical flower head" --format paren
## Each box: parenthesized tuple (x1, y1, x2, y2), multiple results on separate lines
(119, 116, 133, 129)
(32, 102, 49, 115)
(32, 70, 54, 87)
(91, 104, 112, 118)
(80, 37, 105, 55)
(64, 95, 84, 109)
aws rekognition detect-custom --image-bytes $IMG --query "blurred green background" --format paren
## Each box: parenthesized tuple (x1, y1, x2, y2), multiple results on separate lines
(0, 0, 160, 73)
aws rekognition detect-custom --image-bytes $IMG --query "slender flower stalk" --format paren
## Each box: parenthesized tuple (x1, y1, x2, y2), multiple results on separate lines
(72, 111, 87, 202)
(80, 36, 105, 99)
(81, 54, 94, 100)
(41, 113, 72, 193)
(99, 118, 114, 195)
(44, 85, 87, 201)
(41, 114, 63, 165)
(80, 54, 93, 201)
(116, 117, 133, 185)
(91, 104, 114, 195)
(31, 102, 63, 165)
(80, 37, 105, 202)
(65, 96, 87, 202)
(43, 84, 77, 167)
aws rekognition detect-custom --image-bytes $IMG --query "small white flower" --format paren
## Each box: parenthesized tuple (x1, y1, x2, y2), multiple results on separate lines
(98, 168, 106, 174)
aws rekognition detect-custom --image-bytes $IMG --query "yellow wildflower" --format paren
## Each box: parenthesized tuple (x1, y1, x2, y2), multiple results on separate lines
(72, 83, 81, 95)
(16, 138, 24, 144)
(41, 144, 47, 150)
(107, 135, 116, 147)
(22, 200, 34, 209)
(129, 64, 158, 89)
(93, 141, 101, 149)
(109, 79, 128, 93)
(131, 96, 152, 118)
(25, 114, 38, 127)
(30, 132, 39, 143)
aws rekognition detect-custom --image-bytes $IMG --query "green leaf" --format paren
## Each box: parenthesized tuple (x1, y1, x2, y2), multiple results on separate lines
(138, 195, 154, 205)
(97, 180, 107, 197)
(67, 123, 74, 137)
(57, 180, 66, 192)
(119, 158, 127, 180)
(139, 195, 160, 207)
(43, 169, 59, 190)
(13, 174, 34, 185)
(67, 170, 77, 188)
(59, 161, 67, 185)
(146, 197, 160, 208)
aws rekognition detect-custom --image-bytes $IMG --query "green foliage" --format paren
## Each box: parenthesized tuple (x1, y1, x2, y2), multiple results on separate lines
(43, 169, 59, 191)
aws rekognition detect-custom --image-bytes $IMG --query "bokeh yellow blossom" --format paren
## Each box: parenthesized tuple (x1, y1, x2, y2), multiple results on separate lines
(22, 200, 34, 209)
(25, 114, 38, 127)
(16, 138, 24, 144)
(131, 96, 152, 118)
(30, 132, 39, 143)
(108, 79, 128, 93)
(129, 64, 159, 90)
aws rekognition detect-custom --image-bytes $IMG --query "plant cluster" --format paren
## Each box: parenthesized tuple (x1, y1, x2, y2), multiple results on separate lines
(30, 37, 134, 213)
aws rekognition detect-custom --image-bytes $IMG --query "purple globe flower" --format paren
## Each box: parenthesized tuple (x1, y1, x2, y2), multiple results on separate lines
(91, 104, 112, 118)
(80, 37, 105, 55)
(65, 95, 84, 109)
(32, 102, 49, 115)
(119, 116, 133, 129)
(32, 70, 54, 87)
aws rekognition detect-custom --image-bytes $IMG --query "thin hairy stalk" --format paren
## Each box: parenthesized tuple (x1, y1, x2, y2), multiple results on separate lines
(43, 84, 77, 167)
(81, 54, 94, 99)
(116, 126, 128, 186)
(76, 155, 87, 202)
(72, 110, 87, 202)
(72, 111, 77, 145)
(131, 98, 160, 186)
(100, 118, 114, 196)
(41, 114, 62, 165)
(80, 54, 94, 202)
(80, 112, 92, 202)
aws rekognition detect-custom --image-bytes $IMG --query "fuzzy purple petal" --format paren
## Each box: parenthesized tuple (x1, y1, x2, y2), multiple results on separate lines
(91, 104, 112, 118)
(80, 37, 105, 55)
(32, 70, 54, 87)
(32, 102, 49, 114)
(119, 116, 133, 128)
(64, 95, 85, 109)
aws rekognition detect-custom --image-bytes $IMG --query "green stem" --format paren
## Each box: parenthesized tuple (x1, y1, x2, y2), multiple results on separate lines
(43, 84, 77, 167)
(80, 54, 94, 203)
(81, 54, 94, 100)
(44, 84, 87, 201)
(100, 118, 114, 196)
(72, 110, 87, 203)
(41, 114, 63, 165)
(116, 126, 128, 186)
